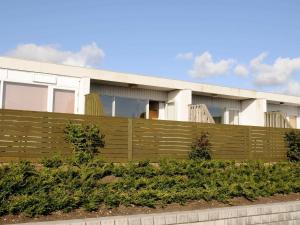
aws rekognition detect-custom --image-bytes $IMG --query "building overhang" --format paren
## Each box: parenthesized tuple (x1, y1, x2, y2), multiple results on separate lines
(1, 56, 300, 106)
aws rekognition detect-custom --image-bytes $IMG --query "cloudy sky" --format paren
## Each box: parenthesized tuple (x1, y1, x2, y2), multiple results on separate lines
(1, 0, 300, 95)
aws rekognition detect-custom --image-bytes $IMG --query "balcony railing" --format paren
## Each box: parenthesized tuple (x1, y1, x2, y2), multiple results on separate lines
(265, 111, 292, 128)
(188, 104, 215, 123)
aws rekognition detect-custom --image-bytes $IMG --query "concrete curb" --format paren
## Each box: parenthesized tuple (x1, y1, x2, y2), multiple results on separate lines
(7, 200, 300, 225)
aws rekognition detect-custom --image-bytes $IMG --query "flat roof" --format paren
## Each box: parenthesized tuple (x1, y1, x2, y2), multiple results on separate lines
(1, 56, 300, 105)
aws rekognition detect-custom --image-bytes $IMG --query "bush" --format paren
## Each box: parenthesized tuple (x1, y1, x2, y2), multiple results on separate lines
(0, 159, 299, 217)
(285, 131, 300, 162)
(64, 123, 105, 164)
(41, 156, 63, 168)
(189, 132, 211, 160)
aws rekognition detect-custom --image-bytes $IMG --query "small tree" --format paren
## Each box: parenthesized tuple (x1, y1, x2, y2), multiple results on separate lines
(189, 132, 211, 160)
(64, 123, 105, 164)
(285, 131, 300, 162)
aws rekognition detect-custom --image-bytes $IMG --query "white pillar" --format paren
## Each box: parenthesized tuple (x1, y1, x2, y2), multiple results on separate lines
(167, 89, 192, 121)
(78, 77, 90, 114)
(240, 98, 267, 126)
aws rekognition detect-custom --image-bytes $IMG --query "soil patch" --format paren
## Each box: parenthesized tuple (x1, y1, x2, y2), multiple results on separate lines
(1, 193, 300, 225)
(100, 175, 121, 184)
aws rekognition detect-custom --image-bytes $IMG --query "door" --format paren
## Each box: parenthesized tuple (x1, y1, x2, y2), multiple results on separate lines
(149, 101, 159, 119)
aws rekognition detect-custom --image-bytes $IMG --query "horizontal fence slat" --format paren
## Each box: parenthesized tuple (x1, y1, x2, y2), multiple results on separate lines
(0, 109, 291, 163)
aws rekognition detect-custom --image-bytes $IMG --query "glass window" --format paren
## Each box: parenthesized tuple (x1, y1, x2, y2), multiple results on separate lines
(208, 106, 224, 124)
(53, 89, 75, 113)
(3, 82, 48, 111)
(115, 97, 147, 118)
(100, 95, 113, 116)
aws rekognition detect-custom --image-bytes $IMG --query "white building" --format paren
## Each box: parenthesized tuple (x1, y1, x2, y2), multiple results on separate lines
(0, 56, 300, 128)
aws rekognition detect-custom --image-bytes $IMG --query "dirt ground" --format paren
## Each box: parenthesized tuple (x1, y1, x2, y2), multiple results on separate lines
(1, 193, 300, 225)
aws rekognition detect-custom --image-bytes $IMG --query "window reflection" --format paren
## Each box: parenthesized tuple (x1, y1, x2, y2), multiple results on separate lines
(115, 97, 147, 118)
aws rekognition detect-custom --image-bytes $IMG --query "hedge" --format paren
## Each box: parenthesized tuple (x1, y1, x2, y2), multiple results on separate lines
(0, 159, 299, 217)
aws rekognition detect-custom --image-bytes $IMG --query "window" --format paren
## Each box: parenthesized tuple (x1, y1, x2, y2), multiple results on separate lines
(3, 82, 48, 111)
(208, 106, 224, 124)
(100, 95, 114, 116)
(115, 97, 147, 118)
(53, 89, 75, 113)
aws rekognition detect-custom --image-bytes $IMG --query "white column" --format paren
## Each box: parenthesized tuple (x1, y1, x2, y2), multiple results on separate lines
(158, 102, 165, 120)
(240, 98, 267, 126)
(146, 101, 149, 119)
(47, 86, 54, 112)
(78, 77, 90, 114)
(0, 69, 7, 108)
(167, 89, 192, 121)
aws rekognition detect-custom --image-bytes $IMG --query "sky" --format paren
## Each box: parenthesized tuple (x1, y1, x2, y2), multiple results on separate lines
(1, 0, 300, 95)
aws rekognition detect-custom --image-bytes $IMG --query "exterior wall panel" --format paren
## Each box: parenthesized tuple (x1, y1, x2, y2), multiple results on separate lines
(91, 83, 168, 101)
(192, 95, 241, 110)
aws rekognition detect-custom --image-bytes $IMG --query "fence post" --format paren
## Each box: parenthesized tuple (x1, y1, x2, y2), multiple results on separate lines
(128, 118, 133, 161)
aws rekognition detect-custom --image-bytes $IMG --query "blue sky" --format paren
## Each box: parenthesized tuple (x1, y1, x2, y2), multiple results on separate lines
(1, 0, 300, 94)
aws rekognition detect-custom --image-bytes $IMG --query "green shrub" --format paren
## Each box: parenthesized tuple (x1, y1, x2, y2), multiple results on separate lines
(189, 132, 212, 160)
(0, 159, 299, 217)
(41, 155, 63, 168)
(285, 131, 300, 162)
(64, 123, 105, 163)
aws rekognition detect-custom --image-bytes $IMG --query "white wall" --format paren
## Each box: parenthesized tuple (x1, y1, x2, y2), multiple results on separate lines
(0, 68, 88, 114)
(167, 89, 192, 121)
(267, 103, 300, 128)
(240, 98, 267, 126)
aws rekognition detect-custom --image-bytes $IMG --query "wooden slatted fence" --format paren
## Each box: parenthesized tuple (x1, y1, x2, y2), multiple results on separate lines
(0, 109, 291, 162)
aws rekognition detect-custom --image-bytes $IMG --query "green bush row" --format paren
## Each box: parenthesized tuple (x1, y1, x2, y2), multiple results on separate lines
(0, 159, 299, 217)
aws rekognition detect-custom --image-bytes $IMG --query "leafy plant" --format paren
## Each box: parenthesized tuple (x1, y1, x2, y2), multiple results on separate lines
(64, 122, 105, 163)
(285, 131, 300, 162)
(189, 132, 212, 160)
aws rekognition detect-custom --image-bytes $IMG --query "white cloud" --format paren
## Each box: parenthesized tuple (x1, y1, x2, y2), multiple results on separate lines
(234, 65, 249, 77)
(6, 42, 105, 68)
(176, 52, 194, 60)
(189, 52, 233, 78)
(251, 52, 300, 86)
(284, 81, 300, 96)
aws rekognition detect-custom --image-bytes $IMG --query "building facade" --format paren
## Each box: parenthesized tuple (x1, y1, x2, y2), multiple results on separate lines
(1, 56, 300, 128)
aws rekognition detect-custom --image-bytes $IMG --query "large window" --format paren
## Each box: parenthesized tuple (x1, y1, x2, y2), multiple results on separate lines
(115, 97, 147, 118)
(100, 95, 114, 116)
(53, 89, 75, 113)
(3, 82, 48, 111)
(208, 106, 224, 124)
